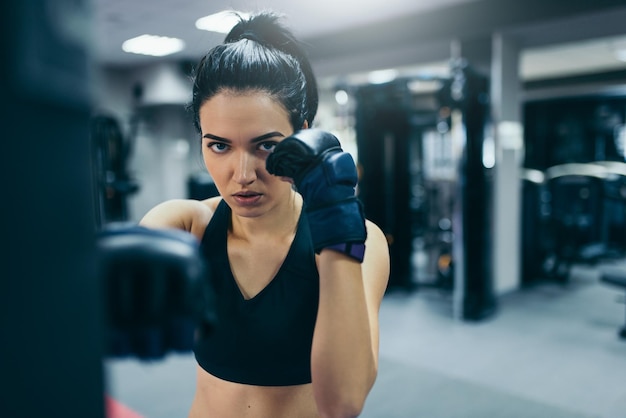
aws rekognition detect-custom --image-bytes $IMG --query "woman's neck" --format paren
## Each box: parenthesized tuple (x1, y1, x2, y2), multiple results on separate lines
(229, 191, 302, 243)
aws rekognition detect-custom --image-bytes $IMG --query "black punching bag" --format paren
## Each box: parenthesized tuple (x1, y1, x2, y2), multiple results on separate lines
(355, 81, 414, 290)
(0, 1, 105, 417)
(443, 61, 496, 320)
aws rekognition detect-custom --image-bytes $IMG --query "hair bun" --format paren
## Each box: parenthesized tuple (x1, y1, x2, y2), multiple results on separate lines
(225, 12, 287, 47)
(237, 30, 260, 43)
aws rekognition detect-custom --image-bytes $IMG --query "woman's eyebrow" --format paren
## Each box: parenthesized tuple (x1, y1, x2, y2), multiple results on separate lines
(202, 133, 230, 142)
(251, 131, 285, 143)
(202, 131, 285, 143)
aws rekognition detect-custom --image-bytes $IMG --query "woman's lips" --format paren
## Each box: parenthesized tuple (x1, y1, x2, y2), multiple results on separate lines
(232, 192, 262, 206)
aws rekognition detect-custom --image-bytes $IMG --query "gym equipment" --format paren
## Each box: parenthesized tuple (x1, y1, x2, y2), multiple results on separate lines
(599, 264, 626, 339)
(520, 160, 626, 283)
(443, 60, 496, 320)
(544, 163, 608, 279)
(354, 59, 496, 320)
(520, 168, 552, 285)
(596, 161, 626, 252)
(98, 225, 215, 360)
(267, 129, 367, 261)
(188, 172, 220, 200)
(355, 79, 414, 287)
(522, 96, 626, 283)
(523, 162, 626, 282)
(91, 114, 140, 226)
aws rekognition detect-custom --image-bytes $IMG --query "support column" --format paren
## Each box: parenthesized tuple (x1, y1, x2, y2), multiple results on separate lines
(491, 33, 523, 295)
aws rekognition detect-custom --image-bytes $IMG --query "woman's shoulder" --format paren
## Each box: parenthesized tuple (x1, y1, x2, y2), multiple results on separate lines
(140, 197, 223, 240)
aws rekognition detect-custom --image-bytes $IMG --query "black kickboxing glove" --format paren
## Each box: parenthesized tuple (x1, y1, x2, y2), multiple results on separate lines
(97, 224, 215, 360)
(266, 129, 366, 262)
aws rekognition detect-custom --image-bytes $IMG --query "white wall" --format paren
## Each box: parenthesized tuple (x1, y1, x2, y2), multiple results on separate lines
(126, 105, 204, 222)
(94, 62, 202, 222)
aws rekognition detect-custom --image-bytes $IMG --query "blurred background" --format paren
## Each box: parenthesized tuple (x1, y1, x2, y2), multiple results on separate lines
(3, 0, 626, 417)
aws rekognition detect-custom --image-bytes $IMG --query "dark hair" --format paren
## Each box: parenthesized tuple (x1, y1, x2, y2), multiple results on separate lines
(190, 12, 318, 132)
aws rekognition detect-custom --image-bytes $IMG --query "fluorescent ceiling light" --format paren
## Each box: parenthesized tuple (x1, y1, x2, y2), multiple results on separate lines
(614, 48, 626, 63)
(610, 38, 626, 62)
(122, 34, 185, 57)
(367, 69, 398, 84)
(196, 10, 251, 34)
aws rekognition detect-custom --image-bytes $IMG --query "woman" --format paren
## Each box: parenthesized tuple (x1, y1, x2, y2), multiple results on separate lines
(140, 12, 389, 418)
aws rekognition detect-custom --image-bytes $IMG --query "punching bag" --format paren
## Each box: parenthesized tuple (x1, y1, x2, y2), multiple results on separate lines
(1, 1, 105, 417)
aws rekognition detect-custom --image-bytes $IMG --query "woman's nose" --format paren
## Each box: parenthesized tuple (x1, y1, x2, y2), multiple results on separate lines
(233, 151, 257, 185)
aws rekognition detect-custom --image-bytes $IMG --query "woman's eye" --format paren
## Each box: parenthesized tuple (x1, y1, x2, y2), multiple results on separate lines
(208, 142, 229, 153)
(258, 142, 277, 153)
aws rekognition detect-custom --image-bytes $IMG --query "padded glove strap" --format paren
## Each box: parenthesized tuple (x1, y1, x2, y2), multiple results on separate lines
(324, 242, 366, 263)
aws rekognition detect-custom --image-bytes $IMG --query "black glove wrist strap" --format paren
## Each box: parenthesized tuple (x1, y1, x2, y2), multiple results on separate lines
(323, 242, 366, 263)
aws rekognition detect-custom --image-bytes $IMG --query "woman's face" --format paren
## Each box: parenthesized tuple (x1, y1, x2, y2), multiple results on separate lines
(199, 91, 296, 218)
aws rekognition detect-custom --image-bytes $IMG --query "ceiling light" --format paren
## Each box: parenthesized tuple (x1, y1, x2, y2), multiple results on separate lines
(335, 90, 349, 105)
(610, 38, 626, 62)
(196, 10, 251, 34)
(367, 69, 398, 84)
(122, 34, 185, 57)
(614, 48, 626, 63)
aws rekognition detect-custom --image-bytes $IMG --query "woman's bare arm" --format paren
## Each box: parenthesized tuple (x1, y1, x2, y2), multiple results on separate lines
(311, 220, 390, 418)
(140, 198, 217, 241)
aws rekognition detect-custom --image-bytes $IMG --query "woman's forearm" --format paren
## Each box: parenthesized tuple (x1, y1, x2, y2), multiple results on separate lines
(311, 250, 377, 418)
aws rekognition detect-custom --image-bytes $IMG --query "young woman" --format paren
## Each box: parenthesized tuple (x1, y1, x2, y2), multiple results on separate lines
(139, 12, 389, 418)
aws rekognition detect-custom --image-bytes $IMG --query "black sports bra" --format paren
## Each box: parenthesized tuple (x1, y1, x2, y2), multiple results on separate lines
(194, 200, 319, 386)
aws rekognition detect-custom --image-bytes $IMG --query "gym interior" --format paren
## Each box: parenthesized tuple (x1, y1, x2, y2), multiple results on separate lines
(3, 1, 626, 417)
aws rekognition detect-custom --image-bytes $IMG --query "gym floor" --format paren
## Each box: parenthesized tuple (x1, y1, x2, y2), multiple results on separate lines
(106, 261, 626, 418)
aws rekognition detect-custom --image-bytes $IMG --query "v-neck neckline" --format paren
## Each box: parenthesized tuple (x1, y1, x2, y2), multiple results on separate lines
(227, 212, 302, 303)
